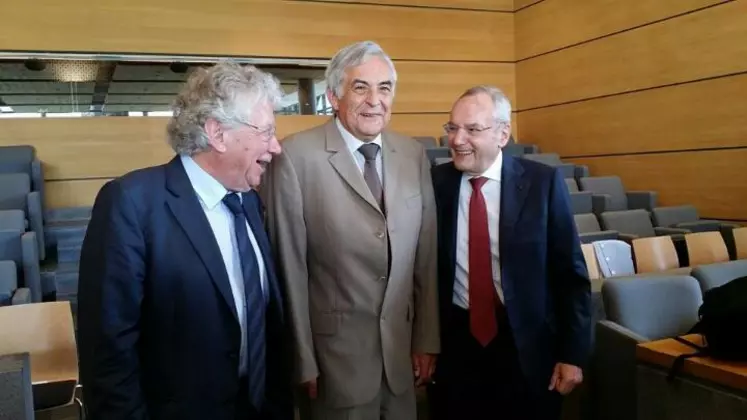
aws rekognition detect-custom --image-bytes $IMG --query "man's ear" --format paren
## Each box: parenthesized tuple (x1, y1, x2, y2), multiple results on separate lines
(327, 89, 340, 114)
(204, 118, 227, 153)
(497, 123, 512, 148)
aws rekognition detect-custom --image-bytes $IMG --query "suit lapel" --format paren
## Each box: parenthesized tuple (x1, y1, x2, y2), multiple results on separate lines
(381, 133, 399, 218)
(499, 154, 530, 253)
(325, 120, 384, 215)
(242, 192, 284, 321)
(164, 156, 239, 322)
(441, 164, 463, 297)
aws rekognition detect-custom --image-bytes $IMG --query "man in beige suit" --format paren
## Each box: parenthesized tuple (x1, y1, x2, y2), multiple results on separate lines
(261, 40, 440, 419)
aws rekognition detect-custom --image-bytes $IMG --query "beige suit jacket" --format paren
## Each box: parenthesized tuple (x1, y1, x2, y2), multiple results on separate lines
(261, 119, 440, 408)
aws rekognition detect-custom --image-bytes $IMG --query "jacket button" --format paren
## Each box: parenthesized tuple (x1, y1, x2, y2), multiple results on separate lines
(376, 231, 385, 239)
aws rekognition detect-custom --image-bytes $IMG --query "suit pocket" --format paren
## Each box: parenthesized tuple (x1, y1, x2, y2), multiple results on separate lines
(311, 311, 339, 336)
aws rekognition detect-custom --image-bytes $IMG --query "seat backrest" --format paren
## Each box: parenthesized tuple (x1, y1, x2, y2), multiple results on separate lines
(522, 153, 562, 166)
(0, 174, 31, 211)
(565, 178, 579, 192)
(582, 244, 601, 280)
(579, 176, 627, 211)
(733, 227, 747, 260)
(0, 230, 23, 267)
(593, 239, 635, 278)
(692, 260, 747, 293)
(0, 302, 78, 386)
(600, 209, 656, 237)
(0, 352, 35, 420)
(425, 147, 450, 164)
(601, 275, 702, 340)
(685, 231, 729, 266)
(652, 205, 699, 227)
(574, 213, 601, 233)
(0, 210, 25, 231)
(632, 236, 680, 273)
(413, 136, 438, 148)
(0, 146, 34, 165)
(0, 260, 18, 306)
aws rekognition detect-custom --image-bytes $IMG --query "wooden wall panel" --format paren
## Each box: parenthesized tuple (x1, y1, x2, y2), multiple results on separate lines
(517, 74, 747, 157)
(516, 0, 727, 60)
(570, 149, 747, 221)
(516, 1, 747, 109)
(514, 0, 542, 10)
(395, 62, 515, 113)
(306, 0, 514, 11)
(45, 179, 110, 210)
(0, 0, 513, 62)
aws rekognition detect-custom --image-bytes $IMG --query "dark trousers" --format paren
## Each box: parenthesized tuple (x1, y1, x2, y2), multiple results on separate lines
(428, 305, 561, 420)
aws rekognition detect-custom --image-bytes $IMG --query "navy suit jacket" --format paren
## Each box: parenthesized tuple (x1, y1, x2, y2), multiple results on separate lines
(431, 154, 591, 393)
(77, 156, 293, 420)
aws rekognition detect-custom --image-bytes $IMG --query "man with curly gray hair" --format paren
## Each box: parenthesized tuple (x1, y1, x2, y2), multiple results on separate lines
(77, 60, 293, 420)
(262, 41, 440, 420)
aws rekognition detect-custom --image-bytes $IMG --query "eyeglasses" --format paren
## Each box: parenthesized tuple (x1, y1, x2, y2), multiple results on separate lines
(232, 120, 276, 141)
(443, 122, 501, 136)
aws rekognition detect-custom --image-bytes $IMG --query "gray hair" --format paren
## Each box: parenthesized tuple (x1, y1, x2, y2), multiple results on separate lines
(325, 41, 398, 98)
(460, 85, 512, 124)
(167, 60, 283, 156)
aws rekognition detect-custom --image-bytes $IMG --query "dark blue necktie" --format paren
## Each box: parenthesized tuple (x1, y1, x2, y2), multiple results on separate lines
(222, 192, 266, 411)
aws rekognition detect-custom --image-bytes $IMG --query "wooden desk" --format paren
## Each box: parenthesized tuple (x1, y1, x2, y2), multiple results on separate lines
(637, 334, 747, 392)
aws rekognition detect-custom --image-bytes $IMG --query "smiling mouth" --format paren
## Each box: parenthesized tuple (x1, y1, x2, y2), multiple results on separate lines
(360, 112, 380, 118)
(453, 149, 474, 157)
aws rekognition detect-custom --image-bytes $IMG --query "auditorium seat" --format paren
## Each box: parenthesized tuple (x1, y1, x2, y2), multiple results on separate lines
(0, 353, 35, 420)
(581, 244, 601, 280)
(413, 136, 438, 148)
(0, 174, 45, 260)
(691, 260, 747, 293)
(0, 210, 41, 302)
(574, 213, 619, 244)
(651, 205, 723, 233)
(579, 176, 658, 214)
(594, 275, 702, 420)
(631, 236, 683, 274)
(433, 157, 452, 166)
(684, 231, 730, 266)
(425, 147, 450, 166)
(599, 209, 689, 242)
(0, 260, 31, 306)
(521, 153, 585, 179)
(0, 145, 44, 197)
(592, 239, 635, 278)
(732, 227, 747, 260)
(563, 179, 594, 215)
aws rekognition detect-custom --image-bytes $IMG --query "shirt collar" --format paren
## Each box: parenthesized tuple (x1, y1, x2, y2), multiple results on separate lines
(180, 154, 232, 210)
(335, 117, 383, 157)
(467, 150, 503, 183)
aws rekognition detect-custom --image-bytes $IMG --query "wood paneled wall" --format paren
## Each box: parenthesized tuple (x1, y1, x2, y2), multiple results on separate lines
(0, 0, 516, 208)
(515, 0, 747, 222)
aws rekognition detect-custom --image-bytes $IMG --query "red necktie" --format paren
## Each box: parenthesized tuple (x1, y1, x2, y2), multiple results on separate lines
(469, 177, 498, 347)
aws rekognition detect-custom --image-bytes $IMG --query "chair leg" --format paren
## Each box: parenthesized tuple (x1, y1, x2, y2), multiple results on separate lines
(75, 397, 86, 420)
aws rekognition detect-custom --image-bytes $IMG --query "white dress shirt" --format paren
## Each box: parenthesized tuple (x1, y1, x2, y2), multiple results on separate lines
(336, 117, 384, 182)
(453, 151, 504, 309)
(180, 154, 268, 376)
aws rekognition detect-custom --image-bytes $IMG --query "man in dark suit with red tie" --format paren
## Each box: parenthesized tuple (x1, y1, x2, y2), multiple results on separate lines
(428, 85, 592, 420)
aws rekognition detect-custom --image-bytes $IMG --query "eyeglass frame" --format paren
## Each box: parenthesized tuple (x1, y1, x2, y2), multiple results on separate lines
(442, 120, 508, 137)
(224, 119, 277, 142)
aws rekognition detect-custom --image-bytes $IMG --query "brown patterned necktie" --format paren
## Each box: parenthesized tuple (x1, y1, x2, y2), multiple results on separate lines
(358, 143, 384, 210)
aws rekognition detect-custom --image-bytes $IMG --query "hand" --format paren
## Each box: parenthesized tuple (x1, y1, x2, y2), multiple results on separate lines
(302, 378, 318, 399)
(548, 363, 583, 395)
(412, 353, 437, 387)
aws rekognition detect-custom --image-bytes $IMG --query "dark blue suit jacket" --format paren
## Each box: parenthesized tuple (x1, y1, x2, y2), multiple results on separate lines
(77, 156, 293, 420)
(431, 154, 591, 393)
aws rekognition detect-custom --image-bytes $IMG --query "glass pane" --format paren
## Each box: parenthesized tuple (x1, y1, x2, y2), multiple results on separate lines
(0, 53, 331, 118)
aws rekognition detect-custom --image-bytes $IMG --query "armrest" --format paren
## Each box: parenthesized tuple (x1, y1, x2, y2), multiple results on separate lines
(579, 230, 619, 244)
(574, 164, 590, 179)
(591, 194, 612, 214)
(12, 287, 31, 305)
(20, 231, 41, 302)
(26, 191, 46, 261)
(675, 220, 721, 233)
(626, 191, 658, 211)
(618, 233, 639, 244)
